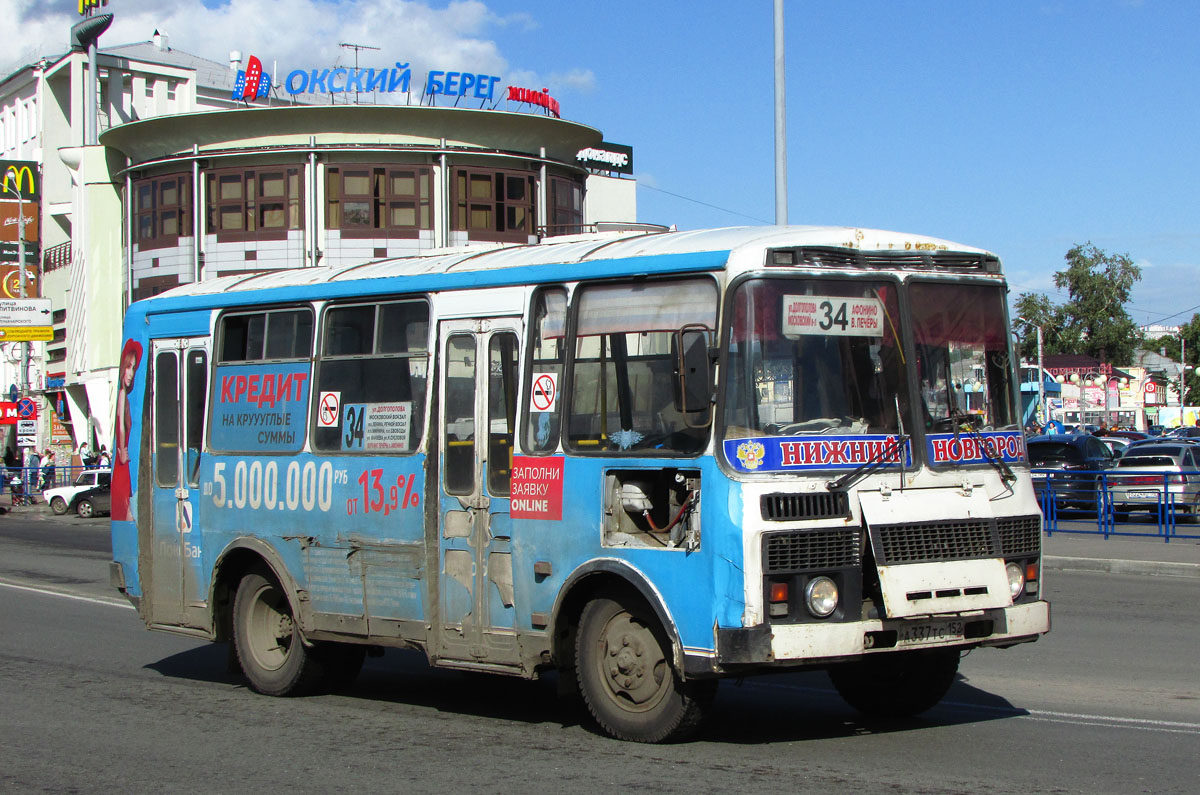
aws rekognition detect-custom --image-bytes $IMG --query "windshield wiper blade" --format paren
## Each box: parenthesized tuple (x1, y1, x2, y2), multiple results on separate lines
(950, 410, 1016, 485)
(827, 433, 909, 493)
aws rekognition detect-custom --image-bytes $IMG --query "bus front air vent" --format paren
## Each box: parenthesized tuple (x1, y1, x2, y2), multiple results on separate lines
(761, 491, 851, 521)
(763, 528, 862, 573)
(769, 247, 1000, 273)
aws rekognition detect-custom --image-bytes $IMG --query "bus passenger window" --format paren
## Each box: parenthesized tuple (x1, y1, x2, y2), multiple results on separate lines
(522, 288, 567, 453)
(444, 334, 476, 495)
(313, 300, 429, 454)
(488, 332, 519, 495)
(568, 278, 716, 455)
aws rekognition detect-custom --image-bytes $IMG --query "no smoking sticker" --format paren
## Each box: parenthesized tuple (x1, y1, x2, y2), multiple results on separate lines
(530, 373, 558, 412)
(317, 391, 341, 427)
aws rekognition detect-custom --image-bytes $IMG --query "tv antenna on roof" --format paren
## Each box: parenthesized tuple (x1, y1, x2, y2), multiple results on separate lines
(340, 42, 380, 104)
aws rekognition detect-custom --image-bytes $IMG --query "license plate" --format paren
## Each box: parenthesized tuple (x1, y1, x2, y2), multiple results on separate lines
(1128, 491, 1158, 500)
(1030, 471, 1046, 479)
(896, 619, 965, 646)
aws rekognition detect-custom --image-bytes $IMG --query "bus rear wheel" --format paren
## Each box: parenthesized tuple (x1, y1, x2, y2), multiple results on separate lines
(829, 648, 960, 719)
(233, 568, 326, 696)
(575, 595, 714, 743)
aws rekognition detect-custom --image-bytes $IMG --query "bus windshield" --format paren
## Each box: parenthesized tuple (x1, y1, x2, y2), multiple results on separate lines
(723, 277, 908, 438)
(910, 282, 1017, 432)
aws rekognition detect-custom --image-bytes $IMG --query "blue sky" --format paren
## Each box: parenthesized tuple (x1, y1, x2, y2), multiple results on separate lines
(6, 0, 1199, 327)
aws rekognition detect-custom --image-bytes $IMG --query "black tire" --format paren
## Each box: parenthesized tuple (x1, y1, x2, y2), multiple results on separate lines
(233, 569, 325, 696)
(575, 595, 714, 743)
(76, 499, 95, 518)
(829, 648, 960, 719)
(49, 496, 67, 515)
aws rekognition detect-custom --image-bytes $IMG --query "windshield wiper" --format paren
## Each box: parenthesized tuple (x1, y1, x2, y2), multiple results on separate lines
(950, 409, 1016, 486)
(827, 432, 909, 493)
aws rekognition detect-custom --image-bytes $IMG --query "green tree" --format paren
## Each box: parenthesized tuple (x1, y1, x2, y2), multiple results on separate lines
(1012, 243, 1143, 364)
(1156, 313, 1200, 405)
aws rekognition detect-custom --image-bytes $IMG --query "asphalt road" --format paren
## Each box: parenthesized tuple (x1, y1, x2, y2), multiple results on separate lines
(1, 515, 1197, 794)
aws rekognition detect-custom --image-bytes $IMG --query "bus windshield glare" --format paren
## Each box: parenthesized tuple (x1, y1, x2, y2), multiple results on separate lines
(910, 282, 1017, 433)
(723, 278, 909, 439)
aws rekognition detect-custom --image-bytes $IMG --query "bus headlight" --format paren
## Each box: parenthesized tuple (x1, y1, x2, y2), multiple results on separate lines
(1006, 562, 1025, 599)
(805, 576, 838, 618)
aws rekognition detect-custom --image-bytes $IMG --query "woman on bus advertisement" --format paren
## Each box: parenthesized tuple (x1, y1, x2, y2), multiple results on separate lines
(111, 339, 142, 521)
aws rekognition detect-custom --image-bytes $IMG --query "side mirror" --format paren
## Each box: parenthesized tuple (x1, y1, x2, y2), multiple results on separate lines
(675, 325, 713, 425)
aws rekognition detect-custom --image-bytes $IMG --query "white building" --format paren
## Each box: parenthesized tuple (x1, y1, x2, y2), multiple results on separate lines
(0, 30, 637, 462)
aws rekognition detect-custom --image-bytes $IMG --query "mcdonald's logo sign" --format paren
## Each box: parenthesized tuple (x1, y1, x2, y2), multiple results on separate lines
(0, 161, 39, 202)
(78, 0, 107, 15)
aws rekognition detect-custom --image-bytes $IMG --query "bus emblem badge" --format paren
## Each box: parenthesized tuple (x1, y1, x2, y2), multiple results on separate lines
(736, 440, 766, 470)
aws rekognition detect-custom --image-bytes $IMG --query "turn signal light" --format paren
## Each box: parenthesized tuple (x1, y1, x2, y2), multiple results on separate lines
(1025, 563, 1039, 582)
(769, 582, 789, 602)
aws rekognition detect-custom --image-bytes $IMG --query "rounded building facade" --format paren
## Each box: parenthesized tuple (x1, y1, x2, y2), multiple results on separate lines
(100, 104, 634, 302)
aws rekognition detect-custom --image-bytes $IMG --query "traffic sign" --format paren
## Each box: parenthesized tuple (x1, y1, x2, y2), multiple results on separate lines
(17, 419, 35, 435)
(0, 298, 51, 326)
(0, 327, 52, 341)
(16, 397, 36, 419)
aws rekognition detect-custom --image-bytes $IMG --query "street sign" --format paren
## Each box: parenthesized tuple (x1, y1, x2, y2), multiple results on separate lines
(0, 327, 52, 341)
(0, 298, 51, 326)
(17, 419, 35, 435)
(17, 435, 35, 447)
(16, 397, 36, 419)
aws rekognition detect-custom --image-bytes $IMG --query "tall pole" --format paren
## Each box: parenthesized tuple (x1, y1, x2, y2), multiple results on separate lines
(773, 0, 787, 225)
(1036, 325, 1045, 426)
(1181, 335, 1187, 423)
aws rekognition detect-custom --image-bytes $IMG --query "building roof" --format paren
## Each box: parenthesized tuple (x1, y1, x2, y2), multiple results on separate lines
(101, 40, 244, 94)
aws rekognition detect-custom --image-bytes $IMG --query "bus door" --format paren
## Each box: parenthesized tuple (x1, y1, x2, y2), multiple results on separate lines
(435, 319, 522, 666)
(149, 338, 210, 629)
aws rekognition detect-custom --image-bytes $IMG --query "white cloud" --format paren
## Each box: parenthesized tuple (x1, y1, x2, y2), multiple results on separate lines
(1, 0, 521, 85)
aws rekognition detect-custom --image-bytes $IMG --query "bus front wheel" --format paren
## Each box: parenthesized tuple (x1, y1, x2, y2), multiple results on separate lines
(575, 595, 714, 743)
(828, 648, 960, 719)
(233, 569, 326, 696)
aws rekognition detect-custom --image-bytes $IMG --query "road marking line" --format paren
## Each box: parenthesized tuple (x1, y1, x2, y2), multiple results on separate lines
(744, 681, 1200, 734)
(0, 579, 135, 609)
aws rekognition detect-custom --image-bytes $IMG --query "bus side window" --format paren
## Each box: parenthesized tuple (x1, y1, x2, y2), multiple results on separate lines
(444, 334, 476, 495)
(488, 332, 519, 495)
(313, 300, 429, 453)
(185, 349, 207, 486)
(154, 352, 180, 486)
(522, 287, 567, 454)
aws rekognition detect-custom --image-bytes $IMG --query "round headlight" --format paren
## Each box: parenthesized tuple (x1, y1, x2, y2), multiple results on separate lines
(805, 576, 839, 618)
(1006, 562, 1025, 599)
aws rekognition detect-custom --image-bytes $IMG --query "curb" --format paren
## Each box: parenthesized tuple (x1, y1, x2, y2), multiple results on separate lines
(1044, 555, 1200, 579)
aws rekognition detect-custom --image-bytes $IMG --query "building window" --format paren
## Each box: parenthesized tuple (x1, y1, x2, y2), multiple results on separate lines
(327, 165, 432, 238)
(548, 177, 584, 237)
(205, 166, 302, 242)
(452, 167, 536, 243)
(133, 173, 191, 250)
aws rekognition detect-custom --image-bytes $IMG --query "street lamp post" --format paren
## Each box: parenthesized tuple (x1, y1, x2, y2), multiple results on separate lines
(0, 178, 30, 395)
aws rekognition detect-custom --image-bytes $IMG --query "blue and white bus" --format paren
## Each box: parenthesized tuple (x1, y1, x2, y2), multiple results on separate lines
(110, 226, 1049, 742)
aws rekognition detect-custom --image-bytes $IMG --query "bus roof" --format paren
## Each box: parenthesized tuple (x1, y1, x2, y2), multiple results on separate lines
(136, 225, 997, 313)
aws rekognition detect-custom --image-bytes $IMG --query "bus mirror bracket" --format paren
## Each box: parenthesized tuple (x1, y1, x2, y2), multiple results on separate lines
(675, 325, 713, 428)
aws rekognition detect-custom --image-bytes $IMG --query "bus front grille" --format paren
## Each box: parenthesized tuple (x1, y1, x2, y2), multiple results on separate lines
(870, 515, 1041, 565)
(997, 515, 1042, 556)
(763, 529, 862, 573)
(761, 491, 851, 521)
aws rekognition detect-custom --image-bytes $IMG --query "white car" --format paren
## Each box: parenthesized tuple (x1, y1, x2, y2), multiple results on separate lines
(45, 469, 112, 515)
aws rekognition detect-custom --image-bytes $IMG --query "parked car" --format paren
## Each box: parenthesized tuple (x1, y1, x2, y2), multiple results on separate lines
(1027, 434, 1117, 509)
(1096, 436, 1129, 458)
(1165, 426, 1200, 439)
(1104, 430, 1149, 442)
(44, 468, 112, 515)
(68, 483, 111, 518)
(1110, 444, 1200, 521)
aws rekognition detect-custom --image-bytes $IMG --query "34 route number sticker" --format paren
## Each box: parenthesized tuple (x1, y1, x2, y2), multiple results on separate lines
(782, 295, 884, 338)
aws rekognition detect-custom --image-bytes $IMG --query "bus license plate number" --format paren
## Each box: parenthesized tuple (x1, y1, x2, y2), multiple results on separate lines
(897, 620, 964, 645)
